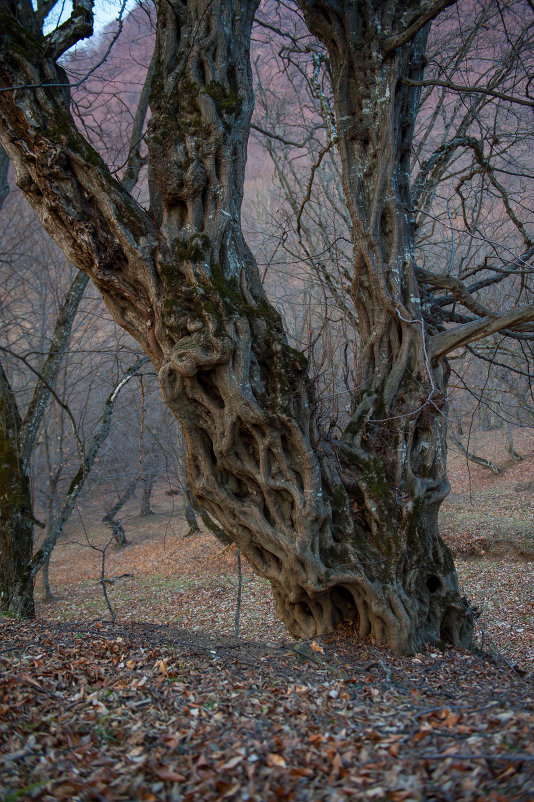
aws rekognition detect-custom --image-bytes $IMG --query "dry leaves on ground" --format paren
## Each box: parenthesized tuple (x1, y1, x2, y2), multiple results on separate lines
(1, 620, 533, 802)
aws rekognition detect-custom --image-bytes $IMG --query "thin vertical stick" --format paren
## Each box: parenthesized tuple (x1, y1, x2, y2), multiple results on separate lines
(76, 508, 116, 624)
(234, 547, 242, 637)
(138, 375, 145, 481)
(100, 545, 116, 624)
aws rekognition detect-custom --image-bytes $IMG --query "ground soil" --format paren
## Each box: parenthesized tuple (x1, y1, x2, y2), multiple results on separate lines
(1, 427, 533, 800)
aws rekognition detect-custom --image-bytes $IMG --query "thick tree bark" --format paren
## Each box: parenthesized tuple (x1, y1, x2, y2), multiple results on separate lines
(0, 0, 477, 651)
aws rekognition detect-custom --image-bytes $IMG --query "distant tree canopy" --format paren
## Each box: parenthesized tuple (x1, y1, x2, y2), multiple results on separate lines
(0, 0, 532, 652)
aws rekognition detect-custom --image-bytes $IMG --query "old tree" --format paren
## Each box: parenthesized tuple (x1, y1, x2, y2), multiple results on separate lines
(1, 0, 533, 651)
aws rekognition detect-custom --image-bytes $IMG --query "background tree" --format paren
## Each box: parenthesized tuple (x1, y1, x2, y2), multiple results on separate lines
(0, 159, 91, 615)
(1, 0, 533, 652)
(0, 190, 150, 613)
(0, 13, 167, 614)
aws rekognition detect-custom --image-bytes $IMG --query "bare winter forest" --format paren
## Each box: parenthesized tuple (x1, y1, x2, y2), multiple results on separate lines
(0, 0, 533, 799)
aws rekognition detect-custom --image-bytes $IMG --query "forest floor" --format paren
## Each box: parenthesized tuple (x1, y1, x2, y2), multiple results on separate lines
(1, 427, 533, 801)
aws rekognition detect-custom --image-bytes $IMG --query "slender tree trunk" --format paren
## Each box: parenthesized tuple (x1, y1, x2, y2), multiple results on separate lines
(39, 427, 61, 601)
(41, 480, 57, 602)
(41, 552, 53, 602)
(504, 421, 521, 463)
(140, 474, 156, 515)
(102, 477, 138, 548)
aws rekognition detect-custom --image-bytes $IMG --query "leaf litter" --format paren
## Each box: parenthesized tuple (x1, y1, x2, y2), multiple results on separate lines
(1, 620, 533, 801)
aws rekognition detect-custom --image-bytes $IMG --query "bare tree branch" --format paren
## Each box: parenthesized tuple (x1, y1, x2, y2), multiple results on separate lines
(0, 344, 86, 461)
(383, 0, 457, 54)
(296, 139, 335, 234)
(18, 271, 89, 473)
(412, 136, 475, 209)
(404, 78, 534, 109)
(29, 356, 149, 578)
(449, 428, 501, 474)
(121, 48, 156, 192)
(416, 266, 491, 317)
(431, 304, 534, 359)
(36, 0, 61, 27)
(44, 0, 95, 60)
(250, 122, 317, 149)
(431, 247, 534, 309)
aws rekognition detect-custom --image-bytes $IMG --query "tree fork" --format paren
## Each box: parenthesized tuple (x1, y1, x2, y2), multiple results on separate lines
(0, 0, 476, 651)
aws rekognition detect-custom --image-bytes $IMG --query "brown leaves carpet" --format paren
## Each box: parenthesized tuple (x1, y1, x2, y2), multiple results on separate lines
(1, 619, 533, 801)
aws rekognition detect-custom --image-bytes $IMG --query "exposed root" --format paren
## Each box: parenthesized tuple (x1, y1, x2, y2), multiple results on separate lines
(272, 573, 473, 655)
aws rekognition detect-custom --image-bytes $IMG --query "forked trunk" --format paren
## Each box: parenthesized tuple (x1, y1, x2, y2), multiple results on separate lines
(0, 0, 473, 651)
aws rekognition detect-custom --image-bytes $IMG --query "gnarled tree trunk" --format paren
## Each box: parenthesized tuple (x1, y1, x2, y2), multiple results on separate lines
(0, 0, 474, 651)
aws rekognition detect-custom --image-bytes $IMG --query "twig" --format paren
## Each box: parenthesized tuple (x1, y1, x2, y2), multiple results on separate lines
(403, 78, 534, 109)
(76, 509, 116, 624)
(419, 752, 534, 762)
(464, 596, 525, 675)
(296, 140, 335, 235)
